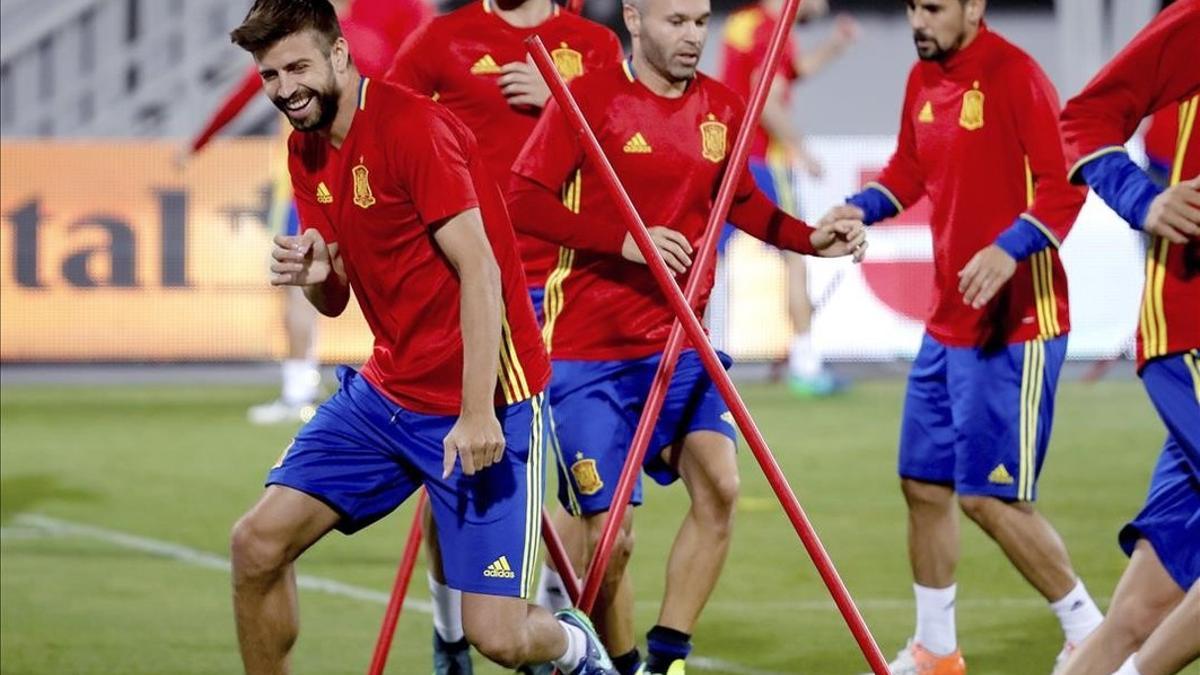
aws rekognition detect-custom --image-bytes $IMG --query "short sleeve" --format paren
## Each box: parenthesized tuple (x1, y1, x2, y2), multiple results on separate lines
(511, 95, 585, 191)
(384, 23, 438, 94)
(394, 107, 480, 227)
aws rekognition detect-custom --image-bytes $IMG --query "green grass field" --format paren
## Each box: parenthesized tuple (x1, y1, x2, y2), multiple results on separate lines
(0, 377, 1189, 674)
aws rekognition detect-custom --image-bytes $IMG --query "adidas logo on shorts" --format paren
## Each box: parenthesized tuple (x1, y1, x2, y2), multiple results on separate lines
(484, 555, 516, 579)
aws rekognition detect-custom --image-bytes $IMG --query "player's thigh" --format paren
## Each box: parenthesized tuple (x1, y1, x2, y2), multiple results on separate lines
(1142, 350, 1200, 469)
(1119, 436, 1200, 593)
(550, 360, 643, 517)
(946, 335, 1066, 501)
(676, 430, 739, 513)
(265, 366, 422, 535)
(898, 334, 956, 485)
(648, 350, 736, 487)
(412, 394, 548, 600)
(232, 485, 341, 567)
(1106, 539, 1188, 639)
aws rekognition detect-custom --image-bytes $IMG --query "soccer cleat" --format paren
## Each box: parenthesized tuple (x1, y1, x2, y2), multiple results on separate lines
(247, 399, 317, 425)
(869, 639, 966, 675)
(635, 661, 685, 675)
(1050, 641, 1076, 674)
(432, 629, 474, 675)
(556, 608, 617, 675)
(787, 371, 849, 398)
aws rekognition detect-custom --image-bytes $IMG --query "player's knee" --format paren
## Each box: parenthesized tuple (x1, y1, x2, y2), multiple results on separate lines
(957, 494, 1020, 528)
(901, 478, 954, 511)
(229, 514, 288, 583)
(692, 472, 739, 539)
(466, 625, 525, 668)
(583, 511, 635, 580)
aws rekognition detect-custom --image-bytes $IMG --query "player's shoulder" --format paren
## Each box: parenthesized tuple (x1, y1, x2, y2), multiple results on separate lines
(554, 10, 620, 42)
(568, 61, 629, 96)
(723, 4, 766, 51)
(980, 29, 1048, 80)
(695, 71, 746, 112)
(370, 79, 471, 137)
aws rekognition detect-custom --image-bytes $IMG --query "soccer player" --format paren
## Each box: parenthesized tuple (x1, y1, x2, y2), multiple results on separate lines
(386, 7, 622, 672)
(719, 0, 858, 396)
(186, 0, 431, 425)
(826, 1, 1104, 672)
(225, 2, 616, 673)
(507, 0, 867, 668)
(1053, 2, 1200, 674)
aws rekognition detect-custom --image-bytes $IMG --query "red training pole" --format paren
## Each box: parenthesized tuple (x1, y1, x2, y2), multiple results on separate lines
(526, 37, 888, 674)
(540, 508, 582, 605)
(367, 489, 428, 675)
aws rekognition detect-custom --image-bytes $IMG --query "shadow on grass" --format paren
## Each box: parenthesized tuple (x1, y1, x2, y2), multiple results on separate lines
(0, 473, 100, 523)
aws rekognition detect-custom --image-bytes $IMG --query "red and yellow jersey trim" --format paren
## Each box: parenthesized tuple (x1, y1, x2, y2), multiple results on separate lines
(358, 77, 370, 111)
(1140, 94, 1198, 362)
(865, 180, 904, 213)
(1067, 145, 1128, 184)
(1024, 157, 1063, 339)
(497, 313, 533, 405)
(541, 169, 583, 353)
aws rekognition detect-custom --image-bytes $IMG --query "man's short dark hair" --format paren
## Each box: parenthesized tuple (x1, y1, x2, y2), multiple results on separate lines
(230, 0, 343, 55)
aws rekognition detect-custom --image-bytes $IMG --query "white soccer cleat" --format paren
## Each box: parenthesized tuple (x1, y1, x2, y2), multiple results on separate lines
(247, 399, 317, 425)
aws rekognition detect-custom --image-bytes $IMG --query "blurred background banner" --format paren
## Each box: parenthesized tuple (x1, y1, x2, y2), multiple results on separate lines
(0, 140, 374, 362)
(2, 136, 1145, 364)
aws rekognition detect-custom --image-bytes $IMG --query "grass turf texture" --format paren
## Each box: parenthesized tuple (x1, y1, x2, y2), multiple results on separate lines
(0, 379, 1185, 674)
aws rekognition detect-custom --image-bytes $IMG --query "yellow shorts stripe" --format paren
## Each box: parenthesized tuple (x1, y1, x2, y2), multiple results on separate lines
(1186, 351, 1200, 405)
(1019, 340, 1046, 501)
(548, 411, 580, 516)
(521, 394, 545, 599)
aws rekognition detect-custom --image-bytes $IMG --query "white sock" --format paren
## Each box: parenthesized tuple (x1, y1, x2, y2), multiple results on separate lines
(428, 572, 464, 643)
(535, 565, 573, 612)
(281, 358, 320, 405)
(788, 332, 822, 379)
(1050, 579, 1104, 645)
(552, 621, 588, 671)
(1112, 654, 1141, 675)
(914, 583, 958, 655)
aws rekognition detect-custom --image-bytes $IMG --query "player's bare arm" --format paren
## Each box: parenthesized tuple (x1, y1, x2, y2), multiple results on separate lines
(1143, 176, 1200, 244)
(759, 78, 823, 178)
(269, 229, 350, 316)
(433, 207, 507, 479)
(498, 57, 552, 110)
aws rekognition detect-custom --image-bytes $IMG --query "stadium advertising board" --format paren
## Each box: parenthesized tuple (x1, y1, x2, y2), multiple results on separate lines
(1, 139, 1145, 363)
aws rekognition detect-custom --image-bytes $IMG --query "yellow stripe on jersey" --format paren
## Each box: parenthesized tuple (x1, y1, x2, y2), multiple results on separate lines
(497, 314, 531, 405)
(1186, 350, 1200, 404)
(1141, 95, 1198, 361)
(1024, 157, 1061, 338)
(1018, 340, 1046, 501)
(542, 170, 582, 353)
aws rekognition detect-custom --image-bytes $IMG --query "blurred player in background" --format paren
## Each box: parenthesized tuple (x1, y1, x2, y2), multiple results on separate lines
(226, 2, 619, 673)
(829, 1, 1104, 672)
(508, 0, 867, 666)
(719, 0, 858, 396)
(1055, 2, 1200, 674)
(386, 3, 622, 672)
(186, 0, 430, 425)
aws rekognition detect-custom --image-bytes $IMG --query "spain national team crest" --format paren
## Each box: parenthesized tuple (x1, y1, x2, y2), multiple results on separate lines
(352, 161, 376, 209)
(959, 82, 985, 131)
(700, 114, 727, 163)
(551, 43, 584, 83)
(571, 453, 604, 495)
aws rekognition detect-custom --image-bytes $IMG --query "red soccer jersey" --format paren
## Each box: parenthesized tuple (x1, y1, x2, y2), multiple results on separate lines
(510, 62, 817, 361)
(1061, 0, 1200, 367)
(386, 0, 623, 288)
(871, 25, 1084, 348)
(288, 78, 549, 414)
(720, 3, 800, 162)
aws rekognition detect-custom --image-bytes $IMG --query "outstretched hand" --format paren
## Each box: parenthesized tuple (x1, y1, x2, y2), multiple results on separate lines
(810, 204, 868, 261)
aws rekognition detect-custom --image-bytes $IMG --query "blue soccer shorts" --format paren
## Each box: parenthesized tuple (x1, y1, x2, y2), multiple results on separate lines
(898, 333, 1068, 501)
(1119, 349, 1200, 590)
(266, 366, 548, 598)
(549, 350, 737, 516)
(719, 158, 796, 255)
(283, 201, 301, 237)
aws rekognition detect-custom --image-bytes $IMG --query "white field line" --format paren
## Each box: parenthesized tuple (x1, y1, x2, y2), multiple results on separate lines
(11, 514, 780, 675)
